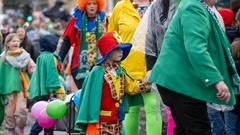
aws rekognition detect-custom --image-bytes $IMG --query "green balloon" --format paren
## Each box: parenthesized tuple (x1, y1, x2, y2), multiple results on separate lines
(46, 100, 67, 119)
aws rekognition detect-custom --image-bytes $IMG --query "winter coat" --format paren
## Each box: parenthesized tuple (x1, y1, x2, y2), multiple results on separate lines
(150, 0, 239, 105)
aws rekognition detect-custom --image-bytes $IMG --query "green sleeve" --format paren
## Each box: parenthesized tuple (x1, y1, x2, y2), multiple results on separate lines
(181, 5, 223, 87)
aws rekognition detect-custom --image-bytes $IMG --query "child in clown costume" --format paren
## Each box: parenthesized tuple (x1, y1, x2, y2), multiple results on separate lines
(58, 0, 107, 89)
(74, 32, 147, 135)
(108, 0, 165, 135)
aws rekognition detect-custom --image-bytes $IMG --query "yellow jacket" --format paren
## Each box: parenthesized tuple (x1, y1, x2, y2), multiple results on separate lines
(108, 0, 147, 80)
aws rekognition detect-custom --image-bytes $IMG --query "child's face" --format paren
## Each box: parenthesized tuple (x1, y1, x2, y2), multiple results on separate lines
(7, 37, 20, 51)
(109, 48, 123, 62)
(86, 0, 98, 17)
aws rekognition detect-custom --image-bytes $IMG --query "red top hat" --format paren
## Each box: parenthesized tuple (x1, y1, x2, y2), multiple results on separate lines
(97, 32, 132, 64)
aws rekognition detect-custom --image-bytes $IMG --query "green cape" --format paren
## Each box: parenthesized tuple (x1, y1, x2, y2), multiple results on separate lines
(75, 66, 105, 133)
(0, 60, 22, 95)
(28, 52, 61, 99)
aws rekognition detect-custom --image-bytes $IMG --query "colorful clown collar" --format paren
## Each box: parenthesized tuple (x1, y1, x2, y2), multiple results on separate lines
(73, 7, 106, 31)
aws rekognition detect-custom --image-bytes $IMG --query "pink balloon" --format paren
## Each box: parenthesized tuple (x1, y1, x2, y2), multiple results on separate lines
(31, 101, 48, 119)
(38, 109, 57, 129)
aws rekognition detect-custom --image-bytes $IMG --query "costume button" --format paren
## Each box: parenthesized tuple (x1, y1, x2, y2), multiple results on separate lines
(86, 32, 90, 37)
(115, 103, 119, 108)
(205, 79, 209, 83)
(119, 99, 122, 103)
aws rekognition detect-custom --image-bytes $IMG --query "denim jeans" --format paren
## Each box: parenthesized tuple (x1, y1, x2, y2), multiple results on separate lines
(207, 107, 226, 135)
(29, 120, 54, 135)
(224, 111, 240, 135)
(207, 107, 240, 135)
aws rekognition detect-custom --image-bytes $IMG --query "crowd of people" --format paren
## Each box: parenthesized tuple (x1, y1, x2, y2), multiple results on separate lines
(0, 0, 240, 135)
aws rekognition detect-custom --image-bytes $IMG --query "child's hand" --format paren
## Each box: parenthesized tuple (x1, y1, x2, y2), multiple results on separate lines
(139, 81, 152, 93)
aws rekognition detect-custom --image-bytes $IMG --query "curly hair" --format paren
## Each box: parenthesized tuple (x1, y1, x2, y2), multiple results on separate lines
(77, 0, 106, 12)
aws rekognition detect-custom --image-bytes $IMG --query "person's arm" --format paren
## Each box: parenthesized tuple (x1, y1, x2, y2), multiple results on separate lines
(145, 5, 158, 71)
(27, 58, 36, 74)
(59, 17, 77, 62)
(181, 5, 223, 87)
(59, 36, 71, 61)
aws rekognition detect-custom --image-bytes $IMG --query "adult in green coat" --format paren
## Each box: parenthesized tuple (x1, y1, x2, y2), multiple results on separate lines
(149, 0, 240, 134)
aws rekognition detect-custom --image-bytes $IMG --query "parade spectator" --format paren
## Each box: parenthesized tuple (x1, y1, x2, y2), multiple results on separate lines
(58, 0, 107, 89)
(206, 7, 238, 135)
(143, 0, 177, 134)
(16, 26, 36, 61)
(228, 8, 240, 135)
(149, 0, 240, 134)
(28, 34, 65, 135)
(0, 33, 35, 135)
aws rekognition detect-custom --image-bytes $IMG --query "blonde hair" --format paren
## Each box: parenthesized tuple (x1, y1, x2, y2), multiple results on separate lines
(4, 33, 19, 51)
(2, 33, 19, 62)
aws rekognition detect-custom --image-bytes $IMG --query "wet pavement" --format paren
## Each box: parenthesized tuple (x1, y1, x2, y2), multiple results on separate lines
(0, 113, 68, 135)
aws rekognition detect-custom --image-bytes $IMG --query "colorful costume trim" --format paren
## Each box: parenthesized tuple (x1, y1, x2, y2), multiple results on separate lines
(72, 7, 106, 80)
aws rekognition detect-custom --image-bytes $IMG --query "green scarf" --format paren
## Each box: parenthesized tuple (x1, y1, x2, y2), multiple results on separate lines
(202, 2, 240, 95)
(76, 13, 103, 80)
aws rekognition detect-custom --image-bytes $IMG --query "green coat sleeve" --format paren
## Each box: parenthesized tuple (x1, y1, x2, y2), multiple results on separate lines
(181, 5, 223, 87)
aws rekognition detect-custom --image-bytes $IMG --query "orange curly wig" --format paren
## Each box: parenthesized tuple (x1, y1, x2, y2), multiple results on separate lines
(77, 0, 106, 12)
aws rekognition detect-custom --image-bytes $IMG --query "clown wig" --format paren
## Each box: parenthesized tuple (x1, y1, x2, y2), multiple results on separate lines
(77, 0, 106, 12)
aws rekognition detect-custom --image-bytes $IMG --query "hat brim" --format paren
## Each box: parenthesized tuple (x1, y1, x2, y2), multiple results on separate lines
(97, 43, 132, 65)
